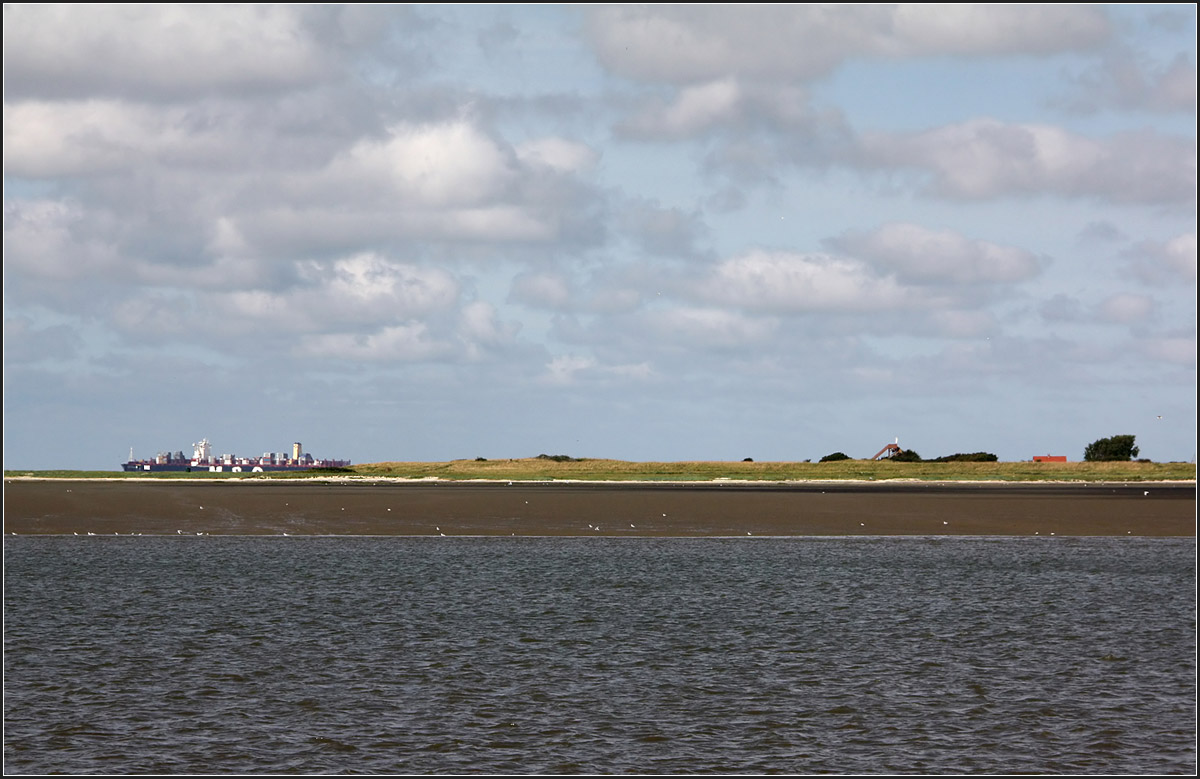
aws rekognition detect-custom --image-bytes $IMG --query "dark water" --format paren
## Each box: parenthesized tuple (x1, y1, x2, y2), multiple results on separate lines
(4, 536, 1196, 774)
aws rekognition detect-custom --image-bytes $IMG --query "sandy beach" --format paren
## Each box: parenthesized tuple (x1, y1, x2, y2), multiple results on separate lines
(3, 478, 1195, 536)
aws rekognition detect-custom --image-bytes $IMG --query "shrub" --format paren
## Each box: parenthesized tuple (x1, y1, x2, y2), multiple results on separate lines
(819, 452, 850, 463)
(929, 452, 998, 463)
(1083, 435, 1139, 462)
(889, 449, 922, 462)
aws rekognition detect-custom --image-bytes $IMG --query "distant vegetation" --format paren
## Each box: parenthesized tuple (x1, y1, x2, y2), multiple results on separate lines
(819, 452, 850, 463)
(339, 457, 1193, 483)
(535, 454, 585, 463)
(1084, 435, 1139, 462)
(889, 451, 999, 463)
(930, 452, 999, 463)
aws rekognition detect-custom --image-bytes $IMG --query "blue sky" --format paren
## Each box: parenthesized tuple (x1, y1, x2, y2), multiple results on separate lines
(4, 4, 1196, 470)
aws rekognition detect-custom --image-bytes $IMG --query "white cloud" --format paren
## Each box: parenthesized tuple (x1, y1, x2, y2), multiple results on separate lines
(831, 223, 1042, 285)
(457, 300, 520, 358)
(540, 353, 652, 386)
(645, 307, 778, 348)
(4, 100, 148, 177)
(587, 5, 1110, 84)
(1142, 335, 1197, 365)
(299, 323, 448, 362)
(2, 4, 335, 99)
(515, 137, 599, 173)
(620, 78, 742, 138)
(216, 254, 460, 331)
(1097, 293, 1155, 325)
(1064, 50, 1197, 114)
(1127, 233, 1198, 285)
(1154, 55, 1200, 111)
(927, 309, 998, 339)
(697, 250, 915, 313)
(1163, 233, 1198, 280)
(2, 97, 271, 177)
(338, 121, 515, 208)
(859, 119, 1195, 204)
(542, 353, 597, 386)
(509, 272, 573, 310)
(239, 120, 599, 247)
(2, 199, 121, 281)
(887, 5, 1111, 57)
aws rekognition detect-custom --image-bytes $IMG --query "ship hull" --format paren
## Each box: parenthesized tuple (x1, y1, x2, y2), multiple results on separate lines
(120, 462, 349, 473)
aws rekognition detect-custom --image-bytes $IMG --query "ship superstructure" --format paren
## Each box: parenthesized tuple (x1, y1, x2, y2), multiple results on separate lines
(122, 439, 350, 473)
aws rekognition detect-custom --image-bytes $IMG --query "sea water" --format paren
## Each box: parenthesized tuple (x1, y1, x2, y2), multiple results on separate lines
(4, 535, 1195, 774)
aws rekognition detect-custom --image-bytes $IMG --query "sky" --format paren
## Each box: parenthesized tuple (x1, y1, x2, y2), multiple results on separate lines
(3, 4, 1196, 470)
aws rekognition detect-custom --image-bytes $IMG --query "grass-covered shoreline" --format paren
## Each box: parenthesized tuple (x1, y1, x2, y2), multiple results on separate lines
(6, 458, 1196, 483)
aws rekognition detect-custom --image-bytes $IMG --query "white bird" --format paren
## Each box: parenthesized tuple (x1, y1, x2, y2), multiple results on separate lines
(943, 521, 949, 525)
(1144, 491, 1149, 496)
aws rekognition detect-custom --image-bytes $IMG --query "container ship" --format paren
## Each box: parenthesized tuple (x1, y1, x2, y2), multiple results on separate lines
(121, 439, 350, 473)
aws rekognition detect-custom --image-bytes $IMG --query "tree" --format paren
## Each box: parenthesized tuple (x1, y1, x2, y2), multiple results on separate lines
(819, 452, 850, 463)
(1083, 434, 1139, 462)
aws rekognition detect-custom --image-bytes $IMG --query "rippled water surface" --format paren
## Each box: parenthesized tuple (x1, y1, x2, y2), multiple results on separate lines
(4, 536, 1196, 774)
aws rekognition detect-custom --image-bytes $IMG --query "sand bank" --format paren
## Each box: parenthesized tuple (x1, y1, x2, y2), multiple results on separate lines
(3, 479, 1194, 537)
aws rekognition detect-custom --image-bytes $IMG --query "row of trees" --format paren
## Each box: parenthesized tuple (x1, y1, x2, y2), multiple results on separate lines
(818, 435, 1142, 463)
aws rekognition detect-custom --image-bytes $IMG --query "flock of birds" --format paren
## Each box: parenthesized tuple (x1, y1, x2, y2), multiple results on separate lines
(48, 485, 1154, 538)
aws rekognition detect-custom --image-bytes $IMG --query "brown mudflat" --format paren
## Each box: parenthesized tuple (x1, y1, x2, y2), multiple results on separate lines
(3, 479, 1194, 536)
